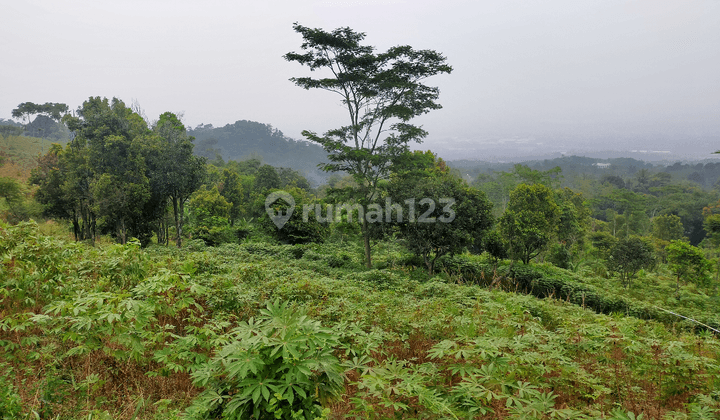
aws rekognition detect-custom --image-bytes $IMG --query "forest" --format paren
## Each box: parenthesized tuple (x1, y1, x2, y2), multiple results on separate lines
(1, 24, 720, 420)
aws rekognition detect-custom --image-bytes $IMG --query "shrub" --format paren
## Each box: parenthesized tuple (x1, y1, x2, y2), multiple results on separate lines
(547, 243, 572, 269)
(186, 301, 344, 420)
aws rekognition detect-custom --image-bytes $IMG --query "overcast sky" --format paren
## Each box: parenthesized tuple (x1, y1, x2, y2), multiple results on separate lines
(2, 0, 719, 158)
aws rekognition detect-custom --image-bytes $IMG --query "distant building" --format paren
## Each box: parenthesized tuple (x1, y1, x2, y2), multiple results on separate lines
(594, 163, 611, 169)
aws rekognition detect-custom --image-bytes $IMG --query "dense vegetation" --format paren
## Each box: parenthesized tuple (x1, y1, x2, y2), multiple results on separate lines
(2, 221, 720, 419)
(2, 23, 720, 419)
(189, 121, 329, 187)
(3, 128, 720, 418)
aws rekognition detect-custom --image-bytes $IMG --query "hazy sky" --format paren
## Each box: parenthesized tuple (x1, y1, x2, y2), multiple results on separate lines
(2, 0, 719, 157)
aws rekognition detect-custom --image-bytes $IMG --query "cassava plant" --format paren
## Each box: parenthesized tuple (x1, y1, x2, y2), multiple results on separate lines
(185, 301, 344, 419)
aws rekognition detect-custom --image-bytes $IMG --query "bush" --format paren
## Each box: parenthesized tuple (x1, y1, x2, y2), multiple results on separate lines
(258, 190, 327, 245)
(186, 301, 343, 419)
(344, 269, 406, 290)
(185, 239, 207, 251)
(438, 254, 720, 333)
(547, 243, 572, 269)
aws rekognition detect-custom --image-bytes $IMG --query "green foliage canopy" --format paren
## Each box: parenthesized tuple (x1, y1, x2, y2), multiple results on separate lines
(398, 171, 493, 275)
(607, 236, 656, 288)
(666, 240, 711, 295)
(188, 186, 234, 246)
(499, 183, 560, 264)
(651, 214, 685, 242)
(149, 112, 207, 247)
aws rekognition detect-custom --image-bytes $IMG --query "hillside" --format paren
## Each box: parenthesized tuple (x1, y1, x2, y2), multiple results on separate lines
(189, 121, 330, 186)
(1, 221, 719, 419)
(5, 108, 720, 418)
(0, 133, 60, 181)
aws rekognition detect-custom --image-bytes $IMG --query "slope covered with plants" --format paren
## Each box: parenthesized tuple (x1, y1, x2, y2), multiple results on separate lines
(4, 22, 720, 419)
(1, 221, 719, 419)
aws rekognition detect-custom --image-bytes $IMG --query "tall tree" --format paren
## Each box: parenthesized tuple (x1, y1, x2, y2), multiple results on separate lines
(151, 112, 206, 248)
(555, 187, 590, 249)
(285, 23, 452, 268)
(12, 102, 69, 137)
(253, 164, 281, 193)
(651, 214, 685, 242)
(219, 169, 245, 226)
(62, 97, 151, 244)
(30, 144, 72, 224)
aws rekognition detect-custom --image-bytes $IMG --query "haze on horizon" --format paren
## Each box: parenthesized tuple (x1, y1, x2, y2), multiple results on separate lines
(1, 0, 718, 159)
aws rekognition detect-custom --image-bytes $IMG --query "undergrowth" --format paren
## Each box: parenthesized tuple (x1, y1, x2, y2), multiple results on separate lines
(1, 221, 719, 419)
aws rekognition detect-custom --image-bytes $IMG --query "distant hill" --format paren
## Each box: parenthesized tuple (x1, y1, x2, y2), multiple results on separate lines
(0, 133, 61, 181)
(0, 117, 70, 141)
(24, 115, 71, 140)
(188, 120, 330, 186)
(449, 155, 657, 182)
(449, 154, 720, 190)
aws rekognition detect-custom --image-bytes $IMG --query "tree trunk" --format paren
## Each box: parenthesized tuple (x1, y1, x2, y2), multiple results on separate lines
(362, 218, 371, 268)
(172, 196, 182, 248)
(158, 214, 169, 246)
(172, 196, 186, 248)
(178, 199, 185, 247)
(429, 252, 441, 276)
(89, 211, 96, 246)
(118, 218, 127, 245)
(72, 213, 80, 242)
(156, 218, 164, 245)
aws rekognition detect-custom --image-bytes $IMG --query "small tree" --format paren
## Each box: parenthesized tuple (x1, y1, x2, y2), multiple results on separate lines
(498, 184, 560, 264)
(188, 186, 234, 246)
(589, 231, 617, 260)
(0, 177, 40, 223)
(607, 236, 655, 288)
(219, 169, 245, 226)
(483, 229, 508, 270)
(666, 240, 711, 296)
(651, 214, 685, 242)
(398, 174, 493, 275)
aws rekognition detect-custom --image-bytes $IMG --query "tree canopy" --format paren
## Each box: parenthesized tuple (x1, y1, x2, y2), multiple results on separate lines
(607, 236, 656, 288)
(30, 97, 206, 246)
(499, 183, 560, 264)
(666, 240, 711, 295)
(12, 102, 69, 123)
